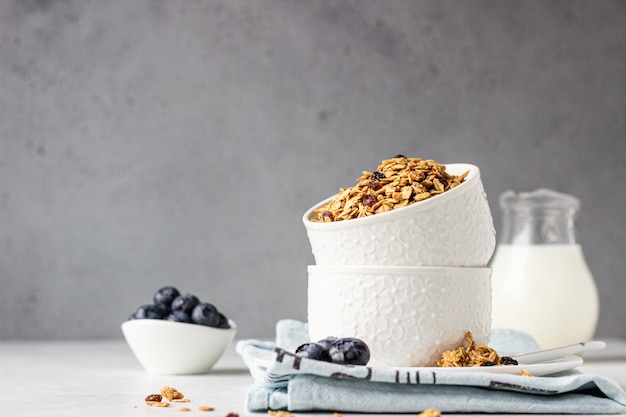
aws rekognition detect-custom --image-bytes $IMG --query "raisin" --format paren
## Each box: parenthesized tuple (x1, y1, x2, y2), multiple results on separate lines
(361, 194, 378, 207)
(481, 361, 497, 367)
(321, 211, 334, 221)
(368, 181, 382, 191)
(393, 154, 406, 159)
(371, 171, 386, 181)
(499, 356, 519, 366)
(145, 394, 163, 402)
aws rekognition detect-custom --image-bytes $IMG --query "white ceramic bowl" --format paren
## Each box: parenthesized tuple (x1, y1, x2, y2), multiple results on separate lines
(307, 265, 492, 367)
(303, 163, 495, 267)
(121, 319, 236, 374)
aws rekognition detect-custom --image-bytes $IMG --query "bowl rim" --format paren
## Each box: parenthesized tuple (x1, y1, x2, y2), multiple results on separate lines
(302, 163, 480, 230)
(121, 318, 237, 332)
(307, 264, 491, 274)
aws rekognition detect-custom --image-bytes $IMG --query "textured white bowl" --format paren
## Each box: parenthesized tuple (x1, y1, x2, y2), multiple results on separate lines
(121, 319, 236, 375)
(307, 265, 492, 367)
(303, 163, 495, 267)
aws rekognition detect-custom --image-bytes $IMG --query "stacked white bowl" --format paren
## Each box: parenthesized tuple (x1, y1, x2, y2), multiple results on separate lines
(302, 163, 496, 367)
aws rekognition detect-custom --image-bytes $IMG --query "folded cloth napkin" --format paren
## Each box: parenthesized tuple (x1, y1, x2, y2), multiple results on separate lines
(236, 320, 626, 414)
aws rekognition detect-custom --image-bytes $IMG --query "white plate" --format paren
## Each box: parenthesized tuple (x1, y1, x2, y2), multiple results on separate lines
(253, 351, 582, 377)
(397, 355, 583, 376)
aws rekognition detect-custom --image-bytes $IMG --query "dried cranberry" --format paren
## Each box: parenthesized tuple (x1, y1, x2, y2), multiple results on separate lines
(321, 211, 334, 221)
(361, 194, 378, 207)
(145, 394, 163, 402)
(368, 181, 382, 191)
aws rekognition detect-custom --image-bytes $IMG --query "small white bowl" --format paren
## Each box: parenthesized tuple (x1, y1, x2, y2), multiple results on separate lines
(121, 319, 236, 375)
(303, 163, 495, 267)
(307, 265, 492, 367)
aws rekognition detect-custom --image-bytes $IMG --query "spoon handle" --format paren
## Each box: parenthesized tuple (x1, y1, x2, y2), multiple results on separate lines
(512, 340, 606, 364)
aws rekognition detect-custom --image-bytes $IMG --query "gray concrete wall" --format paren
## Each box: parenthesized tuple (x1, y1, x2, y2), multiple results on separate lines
(1, 0, 624, 340)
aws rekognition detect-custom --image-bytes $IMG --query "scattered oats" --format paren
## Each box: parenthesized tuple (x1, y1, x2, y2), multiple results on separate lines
(268, 411, 296, 417)
(198, 405, 215, 412)
(435, 332, 500, 367)
(521, 369, 533, 377)
(310, 155, 468, 222)
(172, 398, 191, 403)
(146, 401, 169, 407)
(161, 386, 185, 401)
(419, 409, 442, 417)
(178, 407, 191, 412)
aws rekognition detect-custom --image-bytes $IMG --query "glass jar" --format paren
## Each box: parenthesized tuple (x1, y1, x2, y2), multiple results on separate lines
(490, 188, 599, 349)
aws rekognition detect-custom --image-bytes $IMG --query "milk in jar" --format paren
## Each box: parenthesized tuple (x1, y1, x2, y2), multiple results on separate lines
(490, 189, 599, 349)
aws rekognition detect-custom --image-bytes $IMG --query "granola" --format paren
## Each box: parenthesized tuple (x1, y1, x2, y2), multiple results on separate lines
(435, 332, 501, 367)
(198, 406, 215, 411)
(268, 411, 296, 417)
(310, 155, 468, 222)
(146, 401, 169, 407)
(161, 386, 185, 401)
(419, 409, 442, 417)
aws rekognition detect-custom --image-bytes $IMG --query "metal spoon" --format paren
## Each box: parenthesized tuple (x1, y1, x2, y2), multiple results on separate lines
(512, 340, 606, 364)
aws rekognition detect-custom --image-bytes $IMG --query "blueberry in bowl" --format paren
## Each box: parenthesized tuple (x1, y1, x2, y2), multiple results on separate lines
(122, 286, 236, 374)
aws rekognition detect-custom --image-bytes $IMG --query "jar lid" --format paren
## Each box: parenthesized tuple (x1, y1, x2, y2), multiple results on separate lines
(499, 188, 580, 212)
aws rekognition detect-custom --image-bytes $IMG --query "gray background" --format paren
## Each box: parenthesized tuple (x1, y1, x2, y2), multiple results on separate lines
(1, 0, 624, 340)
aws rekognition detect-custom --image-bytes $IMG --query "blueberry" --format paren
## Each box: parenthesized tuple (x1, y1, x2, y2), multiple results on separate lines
(134, 304, 169, 320)
(317, 337, 338, 350)
(153, 286, 180, 309)
(167, 310, 193, 323)
(328, 337, 370, 365)
(171, 294, 200, 314)
(295, 343, 331, 361)
(216, 312, 231, 329)
(191, 303, 221, 327)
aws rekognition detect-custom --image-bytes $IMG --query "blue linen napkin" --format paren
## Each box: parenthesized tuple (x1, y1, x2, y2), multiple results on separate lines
(236, 319, 626, 414)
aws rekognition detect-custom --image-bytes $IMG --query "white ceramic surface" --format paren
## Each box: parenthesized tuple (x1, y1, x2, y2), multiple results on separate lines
(303, 163, 496, 267)
(251, 351, 583, 377)
(307, 265, 492, 367)
(121, 318, 236, 375)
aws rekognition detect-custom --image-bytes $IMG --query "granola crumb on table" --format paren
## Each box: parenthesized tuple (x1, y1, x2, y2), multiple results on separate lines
(198, 405, 215, 411)
(419, 408, 442, 417)
(268, 411, 296, 417)
(145, 401, 169, 407)
(161, 386, 185, 401)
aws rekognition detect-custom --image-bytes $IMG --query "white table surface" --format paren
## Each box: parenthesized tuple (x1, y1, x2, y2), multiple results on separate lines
(2, 338, 626, 417)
